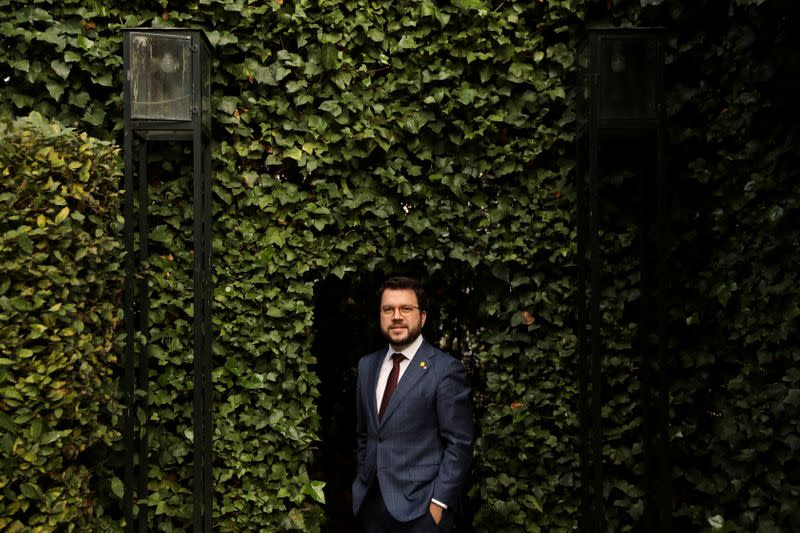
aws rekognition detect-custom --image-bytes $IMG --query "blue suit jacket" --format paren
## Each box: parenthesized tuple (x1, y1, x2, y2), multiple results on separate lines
(352, 338, 474, 522)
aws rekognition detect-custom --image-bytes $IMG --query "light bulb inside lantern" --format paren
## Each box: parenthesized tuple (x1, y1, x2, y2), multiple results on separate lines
(159, 52, 178, 74)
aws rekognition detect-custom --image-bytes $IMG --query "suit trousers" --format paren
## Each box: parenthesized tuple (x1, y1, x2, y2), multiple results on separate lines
(359, 481, 454, 533)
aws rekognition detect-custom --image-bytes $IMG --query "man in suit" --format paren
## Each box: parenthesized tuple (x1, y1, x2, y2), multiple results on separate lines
(352, 276, 474, 532)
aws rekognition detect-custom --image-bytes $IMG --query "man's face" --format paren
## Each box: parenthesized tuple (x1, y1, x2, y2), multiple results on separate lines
(379, 288, 427, 350)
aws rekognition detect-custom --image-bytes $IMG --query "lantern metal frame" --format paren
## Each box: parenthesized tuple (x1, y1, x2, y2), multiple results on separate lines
(121, 27, 214, 532)
(575, 27, 671, 532)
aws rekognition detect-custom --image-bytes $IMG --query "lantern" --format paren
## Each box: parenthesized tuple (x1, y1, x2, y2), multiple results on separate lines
(121, 27, 214, 533)
(577, 27, 664, 132)
(575, 27, 670, 533)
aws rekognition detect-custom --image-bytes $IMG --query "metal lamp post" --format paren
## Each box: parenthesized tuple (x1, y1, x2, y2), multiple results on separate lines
(121, 28, 214, 532)
(575, 27, 670, 532)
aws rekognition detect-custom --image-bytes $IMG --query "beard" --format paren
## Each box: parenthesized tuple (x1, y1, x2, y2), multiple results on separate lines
(382, 319, 423, 349)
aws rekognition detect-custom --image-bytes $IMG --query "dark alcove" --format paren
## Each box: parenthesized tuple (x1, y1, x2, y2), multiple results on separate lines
(311, 267, 483, 532)
(311, 271, 384, 533)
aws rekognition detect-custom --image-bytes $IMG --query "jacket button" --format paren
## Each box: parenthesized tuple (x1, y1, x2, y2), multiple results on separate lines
(378, 437, 384, 443)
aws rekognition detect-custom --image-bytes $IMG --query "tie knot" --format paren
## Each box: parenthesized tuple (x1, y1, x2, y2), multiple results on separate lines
(392, 353, 405, 364)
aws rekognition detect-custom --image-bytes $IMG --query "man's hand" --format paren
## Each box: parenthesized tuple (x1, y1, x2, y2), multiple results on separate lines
(429, 502, 444, 525)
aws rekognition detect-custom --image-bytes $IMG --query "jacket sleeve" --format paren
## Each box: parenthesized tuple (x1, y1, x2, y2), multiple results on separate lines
(354, 357, 368, 472)
(432, 358, 474, 507)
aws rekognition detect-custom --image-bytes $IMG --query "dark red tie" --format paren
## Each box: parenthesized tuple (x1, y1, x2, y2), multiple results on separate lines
(378, 353, 405, 421)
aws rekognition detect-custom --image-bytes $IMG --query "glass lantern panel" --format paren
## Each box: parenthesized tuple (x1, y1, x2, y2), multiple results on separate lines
(597, 36, 659, 121)
(130, 32, 192, 121)
(576, 41, 590, 130)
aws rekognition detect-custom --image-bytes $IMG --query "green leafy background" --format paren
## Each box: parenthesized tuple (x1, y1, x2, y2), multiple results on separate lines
(0, 113, 124, 531)
(1, 0, 798, 531)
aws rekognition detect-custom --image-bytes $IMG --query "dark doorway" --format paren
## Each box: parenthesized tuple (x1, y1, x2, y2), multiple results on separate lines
(311, 268, 484, 532)
(311, 272, 383, 533)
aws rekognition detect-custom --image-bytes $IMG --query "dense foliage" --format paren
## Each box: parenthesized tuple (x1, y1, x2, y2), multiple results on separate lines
(589, 0, 800, 530)
(0, 0, 797, 531)
(0, 113, 124, 531)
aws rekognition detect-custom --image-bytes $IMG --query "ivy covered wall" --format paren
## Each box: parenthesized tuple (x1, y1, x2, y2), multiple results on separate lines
(0, 0, 797, 531)
(599, 0, 800, 530)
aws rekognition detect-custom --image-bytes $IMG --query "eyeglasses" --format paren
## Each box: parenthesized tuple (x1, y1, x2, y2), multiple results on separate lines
(380, 305, 421, 316)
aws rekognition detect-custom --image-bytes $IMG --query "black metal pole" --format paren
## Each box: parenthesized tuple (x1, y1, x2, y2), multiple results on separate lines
(192, 135, 206, 533)
(136, 140, 150, 533)
(191, 42, 212, 526)
(121, 29, 215, 531)
(637, 133, 655, 532)
(576, 132, 592, 532)
(656, 116, 672, 532)
(588, 76, 604, 533)
(122, 124, 136, 533)
(201, 135, 214, 532)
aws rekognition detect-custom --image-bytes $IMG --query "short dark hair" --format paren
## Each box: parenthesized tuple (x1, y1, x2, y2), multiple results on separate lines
(377, 276, 427, 311)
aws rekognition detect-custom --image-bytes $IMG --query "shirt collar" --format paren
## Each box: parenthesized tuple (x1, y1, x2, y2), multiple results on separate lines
(385, 334, 424, 363)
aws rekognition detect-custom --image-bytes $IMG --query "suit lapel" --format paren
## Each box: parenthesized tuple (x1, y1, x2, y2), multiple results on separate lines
(367, 349, 384, 426)
(379, 339, 437, 426)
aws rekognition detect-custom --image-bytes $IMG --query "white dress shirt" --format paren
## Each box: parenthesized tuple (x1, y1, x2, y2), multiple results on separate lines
(375, 334, 423, 412)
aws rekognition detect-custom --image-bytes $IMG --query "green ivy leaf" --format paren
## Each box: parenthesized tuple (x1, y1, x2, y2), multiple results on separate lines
(301, 481, 326, 504)
(367, 29, 385, 42)
(452, 0, 487, 10)
(54, 206, 70, 224)
(240, 373, 265, 390)
(321, 45, 338, 69)
(111, 478, 124, 499)
(20, 483, 43, 500)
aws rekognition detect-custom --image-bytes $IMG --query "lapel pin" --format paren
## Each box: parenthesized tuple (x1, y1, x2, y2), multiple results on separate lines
(420, 361, 428, 369)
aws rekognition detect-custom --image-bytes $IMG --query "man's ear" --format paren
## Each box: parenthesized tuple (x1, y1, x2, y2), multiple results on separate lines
(420, 310, 427, 328)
